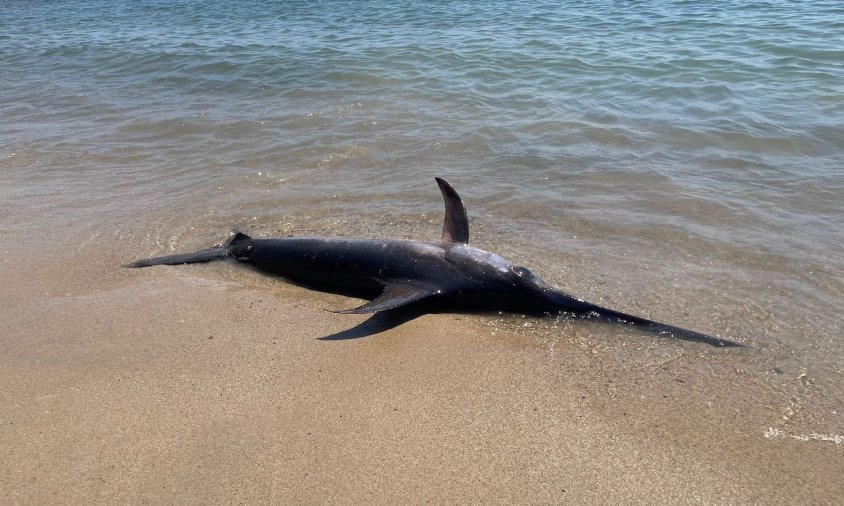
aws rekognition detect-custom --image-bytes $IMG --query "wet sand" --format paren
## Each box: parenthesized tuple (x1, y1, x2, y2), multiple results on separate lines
(1, 225, 841, 505)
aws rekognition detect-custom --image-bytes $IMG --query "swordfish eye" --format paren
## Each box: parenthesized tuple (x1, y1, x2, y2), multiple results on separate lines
(511, 265, 533, 278)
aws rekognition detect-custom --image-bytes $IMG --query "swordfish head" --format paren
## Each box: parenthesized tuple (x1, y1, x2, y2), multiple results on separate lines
(443, 242, 555, 303)
(442, 241, 626, 316)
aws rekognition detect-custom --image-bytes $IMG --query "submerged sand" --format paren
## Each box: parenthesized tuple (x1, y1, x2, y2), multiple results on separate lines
(1, 225, 841, 505)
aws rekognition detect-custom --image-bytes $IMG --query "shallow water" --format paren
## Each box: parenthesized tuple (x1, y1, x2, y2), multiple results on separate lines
(2, 1, 842, 438)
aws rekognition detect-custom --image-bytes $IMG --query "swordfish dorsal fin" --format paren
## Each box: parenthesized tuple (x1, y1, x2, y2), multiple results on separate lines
(332, 281, 439, 314)
(435, 177, 469, 244)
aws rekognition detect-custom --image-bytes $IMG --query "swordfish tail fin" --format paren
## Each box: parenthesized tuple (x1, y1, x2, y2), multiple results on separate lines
(127, 232, 251, 268)
(544, 290, 743, 348)
(127, 246, 232, 268)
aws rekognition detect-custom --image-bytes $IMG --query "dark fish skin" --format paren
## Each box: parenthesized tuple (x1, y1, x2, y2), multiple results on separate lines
(129, 178, 742, 348)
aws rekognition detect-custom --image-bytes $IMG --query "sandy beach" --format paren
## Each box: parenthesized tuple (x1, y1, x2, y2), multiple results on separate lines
(2, 216, 841, 505)
(3, 1, 843, 502)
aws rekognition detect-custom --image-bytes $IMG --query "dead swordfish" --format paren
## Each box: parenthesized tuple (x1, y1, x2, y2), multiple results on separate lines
(130, 178, 741, 347)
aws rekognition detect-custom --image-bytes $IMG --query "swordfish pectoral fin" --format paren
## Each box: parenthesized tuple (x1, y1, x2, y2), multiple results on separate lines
(435, 177, 469, 244)
(332, 281, 441, 314)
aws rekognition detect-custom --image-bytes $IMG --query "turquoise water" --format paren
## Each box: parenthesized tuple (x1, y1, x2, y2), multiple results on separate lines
(1, 1, 843, 389)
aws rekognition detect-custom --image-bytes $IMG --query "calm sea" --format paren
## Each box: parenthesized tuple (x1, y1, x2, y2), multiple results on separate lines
(2, 0, 842, 424)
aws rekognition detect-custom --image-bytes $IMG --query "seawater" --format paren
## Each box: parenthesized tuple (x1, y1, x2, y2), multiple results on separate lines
(2, 0, 843, 423)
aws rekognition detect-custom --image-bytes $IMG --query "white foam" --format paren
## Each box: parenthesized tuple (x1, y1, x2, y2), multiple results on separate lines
(764, 427, 843, 445)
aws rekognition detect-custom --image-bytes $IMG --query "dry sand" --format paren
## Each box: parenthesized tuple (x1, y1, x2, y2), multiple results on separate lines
(1, 228, 841, 505)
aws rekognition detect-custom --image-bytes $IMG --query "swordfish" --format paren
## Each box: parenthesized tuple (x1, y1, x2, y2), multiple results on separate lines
(130, 178, 741, 347)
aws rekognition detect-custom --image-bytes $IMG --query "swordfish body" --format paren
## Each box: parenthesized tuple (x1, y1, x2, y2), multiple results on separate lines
(130, 178, 741, 347)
